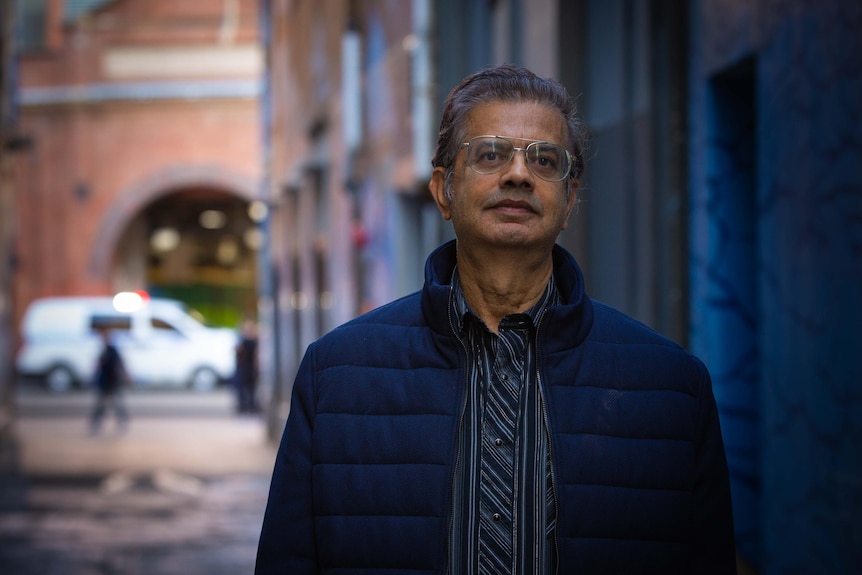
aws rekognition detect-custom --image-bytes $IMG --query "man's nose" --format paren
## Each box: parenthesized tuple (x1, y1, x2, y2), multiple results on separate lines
(501, 149, 535, 186)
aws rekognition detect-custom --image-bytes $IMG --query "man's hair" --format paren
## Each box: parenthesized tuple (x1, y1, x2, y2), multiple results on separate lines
(431, 64, 588, 180)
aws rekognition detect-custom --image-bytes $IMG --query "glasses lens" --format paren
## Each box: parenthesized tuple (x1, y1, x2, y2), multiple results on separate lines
(466, 137, 514, 174)
(525, 142, 570, 181)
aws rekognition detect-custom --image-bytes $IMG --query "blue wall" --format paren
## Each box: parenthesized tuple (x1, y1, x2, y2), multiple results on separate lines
(688, 1, 862, 572)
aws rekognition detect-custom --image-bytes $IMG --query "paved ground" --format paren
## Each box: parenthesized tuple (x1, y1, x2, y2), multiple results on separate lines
(0, 387, 280, 575)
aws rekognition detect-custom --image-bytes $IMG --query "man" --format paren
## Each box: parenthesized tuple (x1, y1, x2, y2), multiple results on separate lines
(234, 318, 260, 414)
(89, 328, 130, 433)
(256, 64, 736, 574)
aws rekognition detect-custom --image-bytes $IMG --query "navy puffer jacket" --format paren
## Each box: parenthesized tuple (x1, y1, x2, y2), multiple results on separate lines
(256, 241, 736, 574)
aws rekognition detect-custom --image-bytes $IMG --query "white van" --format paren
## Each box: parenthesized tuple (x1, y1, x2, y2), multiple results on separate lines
(16, 295, 238, 392)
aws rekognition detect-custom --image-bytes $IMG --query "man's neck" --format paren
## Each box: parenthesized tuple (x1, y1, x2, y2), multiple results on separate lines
(456, 244, 554, 334)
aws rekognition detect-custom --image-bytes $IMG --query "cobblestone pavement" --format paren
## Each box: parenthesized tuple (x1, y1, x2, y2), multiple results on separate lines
(0, 472, 271, 575)
(0, 388, 280, 575)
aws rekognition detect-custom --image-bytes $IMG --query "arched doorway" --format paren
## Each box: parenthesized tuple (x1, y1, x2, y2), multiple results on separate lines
(114, 187, 261, 328)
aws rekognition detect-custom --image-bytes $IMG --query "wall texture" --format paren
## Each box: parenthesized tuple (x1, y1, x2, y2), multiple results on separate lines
(688, 0, 862, 571)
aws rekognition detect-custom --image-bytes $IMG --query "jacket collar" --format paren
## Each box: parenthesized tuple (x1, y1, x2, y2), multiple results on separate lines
(421, 240, 594, 346)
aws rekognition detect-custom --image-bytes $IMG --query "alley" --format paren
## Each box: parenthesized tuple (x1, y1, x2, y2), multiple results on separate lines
(0, 385, 278, 575)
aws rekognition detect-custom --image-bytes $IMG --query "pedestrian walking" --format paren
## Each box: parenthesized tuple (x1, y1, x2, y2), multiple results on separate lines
(89, 328, 130, 434)
(256, 64, 736, 574)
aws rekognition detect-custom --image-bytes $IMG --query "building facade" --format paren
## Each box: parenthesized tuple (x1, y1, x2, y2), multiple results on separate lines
(13, 0, 264, 334)
(1, 0, 23, 469)
(688, 0, 862, 572)
(258, 0, 444, 429)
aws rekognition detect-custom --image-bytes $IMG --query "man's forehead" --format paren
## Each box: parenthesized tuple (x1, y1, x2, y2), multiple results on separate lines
(465, 100, 567, 142)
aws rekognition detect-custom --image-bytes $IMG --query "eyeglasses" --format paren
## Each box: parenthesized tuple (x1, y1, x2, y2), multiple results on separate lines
(460, 135, 574, 182)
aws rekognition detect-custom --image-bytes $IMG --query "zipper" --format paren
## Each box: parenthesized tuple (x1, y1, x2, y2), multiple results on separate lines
(445, 290, 469, 575)
(535, 309, 561, 575)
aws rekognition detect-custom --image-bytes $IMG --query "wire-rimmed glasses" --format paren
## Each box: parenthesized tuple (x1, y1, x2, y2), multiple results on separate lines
(460, 135, 574, 182)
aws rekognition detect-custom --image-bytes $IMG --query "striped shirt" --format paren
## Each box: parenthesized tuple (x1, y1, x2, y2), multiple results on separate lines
(449, 268, 559, 574)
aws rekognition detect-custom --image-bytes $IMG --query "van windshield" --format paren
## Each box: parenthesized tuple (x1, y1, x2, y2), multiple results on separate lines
(91, 315, 132, 332)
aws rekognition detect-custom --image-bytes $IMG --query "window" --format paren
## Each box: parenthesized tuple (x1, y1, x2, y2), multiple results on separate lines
(90, 315, 132, 332)
(17, 0, 47, 52)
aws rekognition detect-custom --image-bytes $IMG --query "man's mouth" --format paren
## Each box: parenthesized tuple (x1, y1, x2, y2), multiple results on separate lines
(492, 199, 537, 213)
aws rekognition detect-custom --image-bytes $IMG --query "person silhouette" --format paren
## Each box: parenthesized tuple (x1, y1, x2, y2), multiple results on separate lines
(89, 328, 130, 434)
(234, 319, 259, 414)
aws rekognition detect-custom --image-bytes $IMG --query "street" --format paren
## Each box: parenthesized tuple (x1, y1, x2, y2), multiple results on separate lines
(0, 383, 279, 575)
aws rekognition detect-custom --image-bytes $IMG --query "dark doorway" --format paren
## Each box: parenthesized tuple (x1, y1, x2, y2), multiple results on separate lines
(706, 56, 760, 567)
(115, 188, 259, 328)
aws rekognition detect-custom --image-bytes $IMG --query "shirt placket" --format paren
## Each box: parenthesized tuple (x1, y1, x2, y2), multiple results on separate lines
(478, 320, 529, 574)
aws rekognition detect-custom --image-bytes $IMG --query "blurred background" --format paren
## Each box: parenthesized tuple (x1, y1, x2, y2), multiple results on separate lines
(0, 0, 860, 573)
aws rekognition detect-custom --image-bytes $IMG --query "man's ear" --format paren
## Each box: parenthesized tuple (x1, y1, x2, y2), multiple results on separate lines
(428, 166, 452, 221)
(560, 179, 579, 231)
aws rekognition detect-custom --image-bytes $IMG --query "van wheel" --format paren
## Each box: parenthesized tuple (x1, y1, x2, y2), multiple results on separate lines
(189, 368, 218, 392)
(44, 365, 75, 393)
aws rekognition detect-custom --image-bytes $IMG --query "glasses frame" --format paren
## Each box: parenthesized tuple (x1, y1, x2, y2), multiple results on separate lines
(459, 134, 575, 182)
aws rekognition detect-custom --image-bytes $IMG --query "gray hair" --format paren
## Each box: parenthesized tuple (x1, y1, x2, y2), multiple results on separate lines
(431, 64, 588, 197)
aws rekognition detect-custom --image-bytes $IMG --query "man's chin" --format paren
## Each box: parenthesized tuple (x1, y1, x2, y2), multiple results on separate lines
(474, 232, 551, 252)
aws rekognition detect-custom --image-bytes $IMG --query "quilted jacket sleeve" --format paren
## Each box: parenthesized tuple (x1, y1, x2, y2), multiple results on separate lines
(691, 363, 738, 574)
(255, 345, 318, 574)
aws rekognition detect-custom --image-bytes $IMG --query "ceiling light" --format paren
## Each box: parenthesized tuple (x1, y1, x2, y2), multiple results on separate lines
(199, 210, 227, 229)
(248, 200, 269, 222)
(150, 227, 180, 252)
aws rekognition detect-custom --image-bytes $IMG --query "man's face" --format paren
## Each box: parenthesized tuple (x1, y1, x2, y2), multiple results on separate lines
(429, 101, 578, 253)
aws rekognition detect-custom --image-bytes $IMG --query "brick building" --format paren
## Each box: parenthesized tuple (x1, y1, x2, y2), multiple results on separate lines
(257, 0, 444, 428)
(1, 0, 23, 469)
(13, 0, 263, 331)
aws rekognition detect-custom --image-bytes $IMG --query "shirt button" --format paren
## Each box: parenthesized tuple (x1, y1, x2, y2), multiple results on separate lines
(492, 513, 502, 522)
(494, 438, 503, 447)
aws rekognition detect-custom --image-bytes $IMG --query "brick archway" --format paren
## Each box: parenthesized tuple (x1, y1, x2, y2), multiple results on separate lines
(88, 164, 259, 279)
